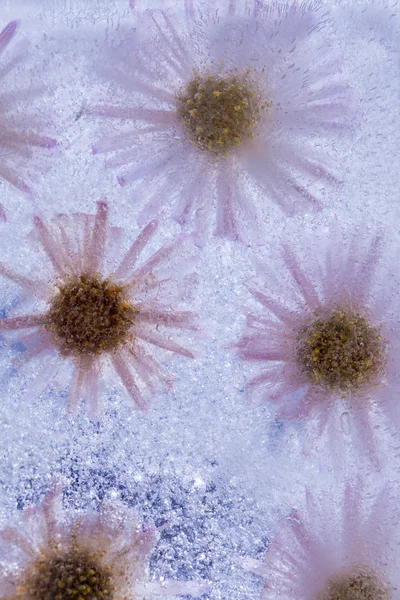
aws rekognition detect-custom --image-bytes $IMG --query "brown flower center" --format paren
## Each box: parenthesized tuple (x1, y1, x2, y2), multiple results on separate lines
(45, 274, 137, 357)
(318, 565, 391, 599)
(177, 71, 268, 155)
(27, 549, 113, 600)
(296, 308, 386, 392)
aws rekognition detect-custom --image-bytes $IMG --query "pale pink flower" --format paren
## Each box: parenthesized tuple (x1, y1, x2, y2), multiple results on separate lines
(87, 1, 351, 245)
(236, 229, 400, 460)
(0, 487, 210, 600)
(0, 20, 57, 195)
(0, 201, 197, 417)
(243, 483, 398, 599)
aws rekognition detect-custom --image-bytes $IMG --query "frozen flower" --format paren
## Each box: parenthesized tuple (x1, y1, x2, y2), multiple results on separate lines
(0, 201, 197, 417)
(88, 1, 351, 244)
(0, 487, 211, 600)
(243, 483, 399, 599)
(0, 20, 57, 195)
(236, 229, 400, 459)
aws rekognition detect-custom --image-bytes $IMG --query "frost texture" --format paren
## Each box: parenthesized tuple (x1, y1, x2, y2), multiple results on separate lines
(0, 2, 399, 600)
(88, 0, 352, 245)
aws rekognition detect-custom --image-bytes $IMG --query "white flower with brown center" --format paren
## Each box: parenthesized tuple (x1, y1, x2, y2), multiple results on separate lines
(88, 1, 352, 245)
(0, 201, 198, 417)
(242, 484, 397, 599)
(236, 228, 400, 463)
(0, 488, 211, 600)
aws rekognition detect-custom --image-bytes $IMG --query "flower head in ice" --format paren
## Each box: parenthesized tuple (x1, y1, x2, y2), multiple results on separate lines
(0, 488, 210, 600)
(236, 229, 400, 457)
(0, 201, 197, 417)
(243, 484, 398, 599)
(0, 20, 57, 195)
(88, 1, 351, 244)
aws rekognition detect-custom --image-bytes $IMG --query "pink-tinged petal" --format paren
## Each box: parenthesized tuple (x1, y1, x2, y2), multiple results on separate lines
(241, 556, 270, 577)
(87, 106, 175, 125)
(42, 487, 61, 545)
(93, 129, 153, 155)
(128, 343, 173, 389)
(0, 164, 31, 194)
(127, 237, 181, 287)
(114, 220, 158, 280)
(0, 203, 6, 221)
(0, 313, 46, 331)
(0, 262, 51, 299)
(0, 20, 19, 56)
(249, 288, 298, 325)
(352, 407, 382, 471)
(246, 369, 282, 393)
(33, 215, 68, 276)
(137, 309, 198, 330)
(118, 152, 174, 187)
(355, 235, 383, 303)
(24, 133, 57, 149)
(17, 354, 60, 403)
(0, 129, 57, 148)
(111, 351, 149, 411)
(17, 333, 54, 364)
(86, 200, 108, 273)
(282, 245, 320, 310)
(57, 222, 80, 276)
(135, 327, 195, 359)
(0, 526, 36, 556)
(236, 335, 288, 362)
(215, 163, 241, 242)
(67, 361, 88, 416)
(85, 360, 102, 421)
(151, 10, 192, 72)
(173, 165, 206, 226)
(136, 170, 180, 227)
(291, 183, 324, 212)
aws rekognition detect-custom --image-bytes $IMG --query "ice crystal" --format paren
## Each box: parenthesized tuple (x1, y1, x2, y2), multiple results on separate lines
(0, 201, 198, 417)
(88, 1, 351, 244)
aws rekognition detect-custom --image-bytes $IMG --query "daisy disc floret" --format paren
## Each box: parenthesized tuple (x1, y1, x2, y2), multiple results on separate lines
(236, 229, 399, 459)
(0, 201, 198, 417)
(296, 307, 386, 393)
(0, 20, 57, 195)
(45, 273, 137, 357)
(0, 488, 210, 600)
(177, 70, 266, 155)
(317, 565, 391, 600)
(243, 484, 397, 600)
(88, 2, 351, 244)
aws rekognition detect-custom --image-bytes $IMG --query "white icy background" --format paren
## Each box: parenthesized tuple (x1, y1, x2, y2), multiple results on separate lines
(0, 1, 399, 599)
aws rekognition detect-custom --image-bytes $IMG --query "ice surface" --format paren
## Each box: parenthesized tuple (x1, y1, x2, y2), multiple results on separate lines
(0, 1, 399, 599)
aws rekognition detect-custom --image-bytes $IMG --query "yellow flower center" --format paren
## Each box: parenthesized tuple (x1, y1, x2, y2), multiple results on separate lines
(177, 71, 268, 155)
(318, 565, 391, 599)
(45, 273, 138, 357)
(26, 549, 113, 600)
(296, 308, 386, 393)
